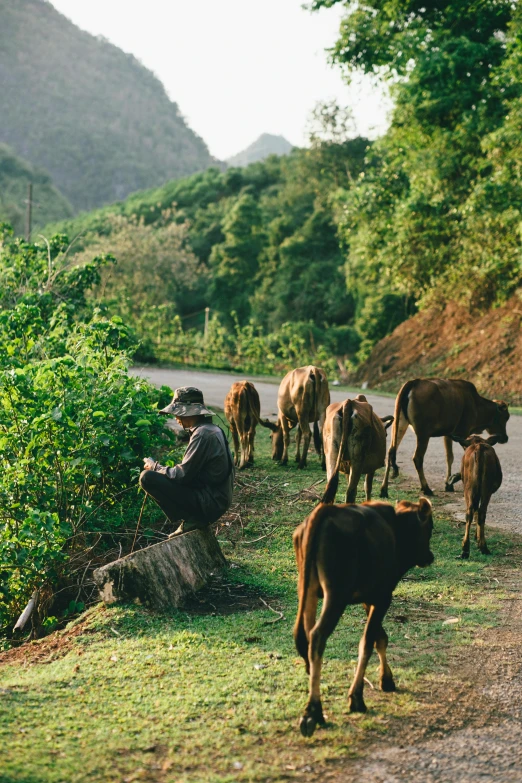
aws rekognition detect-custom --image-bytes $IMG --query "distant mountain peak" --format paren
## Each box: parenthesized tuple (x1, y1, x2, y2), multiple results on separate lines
(226, 134, 294, 167)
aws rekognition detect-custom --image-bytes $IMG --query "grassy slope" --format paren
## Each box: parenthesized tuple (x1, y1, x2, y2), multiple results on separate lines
(1, 429, 519, 783)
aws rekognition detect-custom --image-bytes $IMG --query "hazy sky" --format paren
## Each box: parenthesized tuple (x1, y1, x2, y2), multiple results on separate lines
(50, 0, 391, 160)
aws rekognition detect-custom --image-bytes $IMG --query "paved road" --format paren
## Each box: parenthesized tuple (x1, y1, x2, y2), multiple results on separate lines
(130, 366, 522, 534)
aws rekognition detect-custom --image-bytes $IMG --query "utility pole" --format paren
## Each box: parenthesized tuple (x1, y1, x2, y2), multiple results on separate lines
(25, 182, 33, 242)
(204, 306, 210, 340)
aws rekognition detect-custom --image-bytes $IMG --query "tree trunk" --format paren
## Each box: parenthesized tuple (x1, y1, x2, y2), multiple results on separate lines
(93, 529, 227, 611)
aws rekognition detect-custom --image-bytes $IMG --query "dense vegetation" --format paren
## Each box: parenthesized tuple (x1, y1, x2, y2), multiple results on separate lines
(0, 0, 215, 212)
(0, 144, 73, 236)
(44, 1, 522, 373)
(0, 227, 177, 635)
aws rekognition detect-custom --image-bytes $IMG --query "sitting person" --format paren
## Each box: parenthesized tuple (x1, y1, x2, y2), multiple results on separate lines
(140, 387, 234, 534)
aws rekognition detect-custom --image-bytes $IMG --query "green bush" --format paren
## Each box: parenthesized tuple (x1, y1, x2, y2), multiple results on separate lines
(0, 232, 175, 634)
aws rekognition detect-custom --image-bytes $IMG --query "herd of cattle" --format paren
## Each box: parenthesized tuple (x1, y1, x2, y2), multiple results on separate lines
(223, 366, 510, 736)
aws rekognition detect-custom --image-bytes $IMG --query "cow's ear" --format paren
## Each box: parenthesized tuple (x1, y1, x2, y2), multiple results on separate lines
(451, 435, 470, 448)
(381, 415, 394, 430)
(486, 435, 499, 447)
(355, 393, 367, 402)
(494, 400, 509, 412)
(417, 497, 432, 522)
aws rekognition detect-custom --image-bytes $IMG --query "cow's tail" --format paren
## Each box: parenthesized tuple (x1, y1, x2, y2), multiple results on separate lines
(246, 381, 278, 432)
(470, 445, 485, 512)
(321, 399, 352, 504)
(293, 506, 325, 660)
(310, 367, 323, 455)
(388, 380, 415, 472)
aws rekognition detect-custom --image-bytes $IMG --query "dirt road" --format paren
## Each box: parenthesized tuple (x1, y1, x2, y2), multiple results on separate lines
(131, 366, 522, 533)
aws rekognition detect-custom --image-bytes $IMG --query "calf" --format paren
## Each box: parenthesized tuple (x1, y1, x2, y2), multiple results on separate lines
(322, 395, 394, 503)
(224, 381, 276, 469)
(449, 435, 502, 558)
(271, 365, 330, 469)
(293, 498, 433, 737)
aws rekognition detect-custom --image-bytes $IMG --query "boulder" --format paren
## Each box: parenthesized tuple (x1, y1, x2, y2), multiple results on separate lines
(93, 529, 227, 611)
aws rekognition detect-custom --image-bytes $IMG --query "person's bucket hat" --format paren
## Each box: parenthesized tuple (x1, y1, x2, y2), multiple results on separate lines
(159, 387, 213, 417)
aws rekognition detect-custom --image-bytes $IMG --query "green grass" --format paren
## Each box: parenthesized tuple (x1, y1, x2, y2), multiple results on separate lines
(1, 428, 520, 783)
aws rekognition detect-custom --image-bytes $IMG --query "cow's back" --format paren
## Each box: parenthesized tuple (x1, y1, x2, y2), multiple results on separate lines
(405, 378, 480, 435)
(278, 365, 329, 423)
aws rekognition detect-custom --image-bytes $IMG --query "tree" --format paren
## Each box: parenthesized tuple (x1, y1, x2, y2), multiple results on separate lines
(209, 193, 265, 324)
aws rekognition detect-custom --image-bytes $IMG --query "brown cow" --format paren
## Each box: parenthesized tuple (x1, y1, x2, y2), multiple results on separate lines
(380, 378, 509, 498)
(448, 435, 503, 558)
(322, 395, 394, 503)
(293, 498, 434, 737)
(224, 381, 277, 470)
(271, 366, 330, 469)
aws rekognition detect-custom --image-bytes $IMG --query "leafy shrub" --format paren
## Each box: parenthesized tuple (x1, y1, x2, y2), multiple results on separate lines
(0, 232, 175, 634)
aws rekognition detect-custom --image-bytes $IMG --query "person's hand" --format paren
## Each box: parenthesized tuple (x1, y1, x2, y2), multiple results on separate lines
(143, 457, 156, 471)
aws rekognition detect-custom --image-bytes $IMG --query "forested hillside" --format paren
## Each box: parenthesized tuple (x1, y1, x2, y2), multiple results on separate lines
(43, 0, 522, 390)
(0, 0, 215, 212)
(0, 144, 73, 236)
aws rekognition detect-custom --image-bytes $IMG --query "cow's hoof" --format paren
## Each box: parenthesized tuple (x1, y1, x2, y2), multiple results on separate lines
(299, 715, 317, 737)
(348, 695, 367, 713)
(280, 459, 288, 467)
(298, 463, 307, 470)
(445, 483, 454, 493)
(381, 677, 396, 693)
(392, 467, 400, 479)
(459, 551, 470, 560)
(480, 547, 492, 556)
(422, 487, 434, 497)
(380, 487, 389, 499)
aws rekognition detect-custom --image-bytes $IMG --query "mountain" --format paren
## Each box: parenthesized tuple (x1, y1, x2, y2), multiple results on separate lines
(0, 144, 73, 236)
(0, 0, 216, 212)
(226, 134, 294, 167)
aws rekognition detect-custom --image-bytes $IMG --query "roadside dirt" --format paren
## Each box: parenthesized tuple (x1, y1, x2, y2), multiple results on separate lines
(355, 293, 522, 405)
(318, 558, 522, 782)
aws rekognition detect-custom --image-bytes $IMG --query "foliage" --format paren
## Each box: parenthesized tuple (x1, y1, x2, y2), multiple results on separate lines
(316, 0, 522, 311)
(0, 0, 214, 212)
(0, 232, 175, 632)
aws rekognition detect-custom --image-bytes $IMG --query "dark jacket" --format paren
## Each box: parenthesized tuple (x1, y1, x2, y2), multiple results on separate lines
(154, 423, 234, 522)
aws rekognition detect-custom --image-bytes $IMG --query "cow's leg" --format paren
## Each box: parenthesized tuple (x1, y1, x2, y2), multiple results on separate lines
(460, 508, 473, 559)
(299, 420, 311, 469)
(345, 465, 362, 503)
(318, 412, 327, 470)
(348, 599, 391, 713)
(280, 417, 291, 466)
(295, 424, 302, 463)
(363, 603, 395, 691)
(444, 436, 455, 492)
(247, 426, 255, 466)
(364, 472, 374, 501)
(380, 414, 409, 498)
(230, 424, 240, 468)
(412, 434, 433, 496)
(239, 430, 250, 470)
(477, 500, 491, 555)
(300, 593, 344, 737)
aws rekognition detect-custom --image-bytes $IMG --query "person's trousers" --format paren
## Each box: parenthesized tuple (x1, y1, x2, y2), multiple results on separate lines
(139, 470, 206, 529)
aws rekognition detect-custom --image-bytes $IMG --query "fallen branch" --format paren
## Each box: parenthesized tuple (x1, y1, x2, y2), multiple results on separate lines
(259, 597, 284, 624)
(14, 590, 39, 632)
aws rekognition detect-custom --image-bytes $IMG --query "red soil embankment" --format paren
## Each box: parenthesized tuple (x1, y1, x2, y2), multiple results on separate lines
(355, 294, 522, 404)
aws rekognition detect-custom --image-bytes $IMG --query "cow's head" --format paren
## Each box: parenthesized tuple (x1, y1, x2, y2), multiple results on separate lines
(270, 421, 284, 460)
(487, 400, 509, 444)
(452, 434, 500, 449)
(395, 497, 434, 568)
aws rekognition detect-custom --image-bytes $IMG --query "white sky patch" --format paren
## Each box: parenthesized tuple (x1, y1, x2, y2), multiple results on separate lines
(50, 0, 391, 160)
